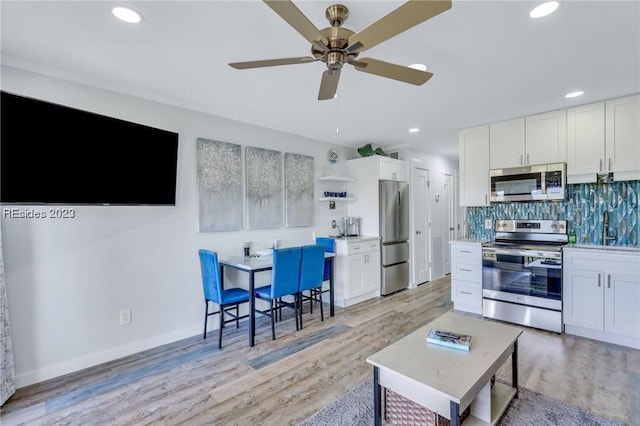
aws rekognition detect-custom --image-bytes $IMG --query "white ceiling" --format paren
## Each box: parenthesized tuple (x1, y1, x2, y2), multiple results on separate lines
(1, 1, 639, 160)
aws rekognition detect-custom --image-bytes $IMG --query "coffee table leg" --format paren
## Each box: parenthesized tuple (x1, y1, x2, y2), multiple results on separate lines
(512, 340, 519, 398)
(450, 400, 460, 426)
(374, 367, 381, 426)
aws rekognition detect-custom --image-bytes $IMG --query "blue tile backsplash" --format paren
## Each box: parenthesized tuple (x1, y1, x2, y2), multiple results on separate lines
(467, 180, 639, 246)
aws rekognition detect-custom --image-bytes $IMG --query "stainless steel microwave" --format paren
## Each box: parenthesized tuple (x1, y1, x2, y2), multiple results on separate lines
(490, 163, 566, 202)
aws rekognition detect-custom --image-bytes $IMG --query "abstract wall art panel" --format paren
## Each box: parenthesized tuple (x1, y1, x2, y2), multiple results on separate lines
(197, 138, 242, 232)
(284, 153, 314, 227)
(246, 146, 283, 229)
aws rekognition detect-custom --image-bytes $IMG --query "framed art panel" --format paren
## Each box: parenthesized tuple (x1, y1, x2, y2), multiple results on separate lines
(284, 153, 314, 227)
(197, 138, 242, 232)
(245, 146, 283, 229)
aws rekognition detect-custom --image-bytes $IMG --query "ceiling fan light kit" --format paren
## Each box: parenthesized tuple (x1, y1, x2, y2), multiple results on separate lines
(229, 0, 452, 100)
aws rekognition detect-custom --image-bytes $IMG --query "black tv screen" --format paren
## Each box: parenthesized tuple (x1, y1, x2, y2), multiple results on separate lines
(1, 91, 179, 205)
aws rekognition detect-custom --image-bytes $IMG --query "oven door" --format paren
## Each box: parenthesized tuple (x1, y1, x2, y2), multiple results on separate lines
(482, 246, 562, 310)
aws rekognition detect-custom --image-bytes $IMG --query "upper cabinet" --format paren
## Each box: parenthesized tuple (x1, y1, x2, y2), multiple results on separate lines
(459, 125, 490, 206)
(348, 155, 406, 182)
(567, 94, 640, 183)
(606, 94, 640, 181)
(489, 118, 525, 169)
(567, 102, 605, 182)
(489, 110, 567, 169)
(524, 109, 567, 166)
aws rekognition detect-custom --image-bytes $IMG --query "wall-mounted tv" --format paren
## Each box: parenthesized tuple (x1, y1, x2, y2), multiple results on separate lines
(1, 91, 179, 205)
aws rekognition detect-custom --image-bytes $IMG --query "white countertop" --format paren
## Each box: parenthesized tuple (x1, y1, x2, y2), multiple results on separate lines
(565, 244, 640, 253)
(332, 235, 380, 243)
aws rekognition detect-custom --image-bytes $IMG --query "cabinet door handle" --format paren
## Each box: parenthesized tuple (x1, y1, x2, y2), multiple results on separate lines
(520, 155, 523, 166)
(460, 268, 472, 272)
(598, 274, 601, 287)
(526, 153, 530, 165)
(485, 194, 488, 204)
(608, 158, 612, 171)
(607, 274, 611, 289)
(460, 291, 472, 295)
(460, 250, 471, 253)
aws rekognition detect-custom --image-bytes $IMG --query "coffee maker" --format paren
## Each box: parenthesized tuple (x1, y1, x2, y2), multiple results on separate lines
(342, 217, 361, 237)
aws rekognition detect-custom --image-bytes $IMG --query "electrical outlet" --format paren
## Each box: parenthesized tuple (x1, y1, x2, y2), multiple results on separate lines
(329, 201, 335, 210)
(119, 308, 132, 325)
(332, 220, 337, 228)
(485, 219, 492, 230)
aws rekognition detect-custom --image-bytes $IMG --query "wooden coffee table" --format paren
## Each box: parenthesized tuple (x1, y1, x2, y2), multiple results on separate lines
(366, 311, 523, 426)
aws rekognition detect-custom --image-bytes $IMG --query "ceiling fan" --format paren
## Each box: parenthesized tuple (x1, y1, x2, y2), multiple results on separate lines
(229, 0, 452, 100)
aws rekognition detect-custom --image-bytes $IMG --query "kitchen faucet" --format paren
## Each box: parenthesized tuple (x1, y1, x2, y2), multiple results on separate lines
(602, 210, 616, 246)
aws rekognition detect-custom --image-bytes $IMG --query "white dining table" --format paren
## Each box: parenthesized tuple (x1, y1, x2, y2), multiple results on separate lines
(218, 252, 335, 347)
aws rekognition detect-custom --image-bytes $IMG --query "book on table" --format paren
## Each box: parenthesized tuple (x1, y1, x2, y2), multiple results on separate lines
(426, 328, 471, 351)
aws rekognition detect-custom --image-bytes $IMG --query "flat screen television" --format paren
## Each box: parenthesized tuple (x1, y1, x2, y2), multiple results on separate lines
(1, 91, 179, 205)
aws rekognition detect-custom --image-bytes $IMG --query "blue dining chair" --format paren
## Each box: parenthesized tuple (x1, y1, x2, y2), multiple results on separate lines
(306, 237, 334, 312)
(298, 244, 326, 328)
(254, 246, 302, 341)
(198, 249, 250, 349)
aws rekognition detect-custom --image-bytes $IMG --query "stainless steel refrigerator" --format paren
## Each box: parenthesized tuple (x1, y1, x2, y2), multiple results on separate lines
(379, 180, 410, 295)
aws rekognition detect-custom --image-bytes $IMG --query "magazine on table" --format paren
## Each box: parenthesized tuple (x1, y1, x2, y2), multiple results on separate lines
(426, 328, 471, 351)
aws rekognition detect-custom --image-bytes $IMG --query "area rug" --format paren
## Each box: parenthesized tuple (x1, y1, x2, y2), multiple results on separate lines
(299, 378, 625, 426)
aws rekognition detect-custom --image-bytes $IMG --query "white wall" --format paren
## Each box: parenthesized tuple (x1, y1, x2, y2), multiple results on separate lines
(394, 147, 459, 282)
(0, 66, 356, 387)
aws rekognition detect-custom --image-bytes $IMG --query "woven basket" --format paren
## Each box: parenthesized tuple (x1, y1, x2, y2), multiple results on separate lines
(384, 389, 471, 426)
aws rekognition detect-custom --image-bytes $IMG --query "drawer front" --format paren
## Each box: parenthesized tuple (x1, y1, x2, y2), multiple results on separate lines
(452, 261, 481, 282)
(348, 240, 380, 255)
(452, 280, 482, 306)
(451, 243, 481, 262)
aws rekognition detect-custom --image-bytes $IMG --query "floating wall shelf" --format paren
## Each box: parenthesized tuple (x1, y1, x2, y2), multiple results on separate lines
(319, 197, 357, 202)
(318, 176, 356, 182)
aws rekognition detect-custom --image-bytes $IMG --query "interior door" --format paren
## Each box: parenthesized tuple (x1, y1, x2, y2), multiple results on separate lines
(443, 170, 454, 275)
(412, 166, 430, 284)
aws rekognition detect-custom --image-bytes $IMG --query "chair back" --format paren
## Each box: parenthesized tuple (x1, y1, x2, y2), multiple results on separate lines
(299, 244, 325, 292)
(198, 249, 222, 304)
(315, 237, 335, 281)
(271, 246, 302, 299)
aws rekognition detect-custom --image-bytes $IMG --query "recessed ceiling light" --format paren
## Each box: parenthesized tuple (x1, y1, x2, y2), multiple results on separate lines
(111, 6, 143, 24)
(409, 128, 420, 133)
(565, 91, 584, 98)
(529, 1, 559, 18)
(408, 64, 427, 72)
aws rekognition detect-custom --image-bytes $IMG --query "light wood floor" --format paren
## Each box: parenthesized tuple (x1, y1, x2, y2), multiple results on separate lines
(2, 276, 638, 425)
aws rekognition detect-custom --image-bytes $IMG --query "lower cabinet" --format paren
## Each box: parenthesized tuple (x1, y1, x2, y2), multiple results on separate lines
(563, 248, 640, 349)
(335, 237, 381, 307)
(450, 241, 483, 315)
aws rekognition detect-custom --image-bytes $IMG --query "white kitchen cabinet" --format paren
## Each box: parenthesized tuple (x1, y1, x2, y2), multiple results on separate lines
(459, 125, 490, 206)
(489, 118, 525, 169)
(450, 241, 483, 315)
(567, 94, 640, 183)
(567, 101, 605, 182)
(524, 109, 567, 166)
(563, 247, 640, 349)
(348, 155, 405, 182)
(335, 237, 381, 307)
(605, 94, 640, 181)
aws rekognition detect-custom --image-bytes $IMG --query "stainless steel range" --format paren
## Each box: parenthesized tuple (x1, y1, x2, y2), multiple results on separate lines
(482, 219, 568, 333)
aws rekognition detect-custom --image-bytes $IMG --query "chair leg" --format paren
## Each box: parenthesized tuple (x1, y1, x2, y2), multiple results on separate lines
(318, 288, 324, 321)
(203, 300, 209, 339)
(218, 304, 224, 349)
(295, 293, 300, 330)
(235, 305, 240, 328)
(270, 300, 276, 341)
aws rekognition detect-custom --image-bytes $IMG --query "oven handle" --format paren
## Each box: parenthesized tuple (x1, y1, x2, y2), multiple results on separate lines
(482, 247, 562, 259)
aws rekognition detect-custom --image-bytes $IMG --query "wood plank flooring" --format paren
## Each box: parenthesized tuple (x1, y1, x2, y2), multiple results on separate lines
(1, 275, 638, 425)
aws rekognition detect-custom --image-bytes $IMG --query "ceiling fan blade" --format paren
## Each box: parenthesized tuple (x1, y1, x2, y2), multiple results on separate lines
(229, 56, 316, 70)
(263, 0, 329, 48)
(346, 0, 452, 53)
(318, 69, 341, 100)
(353, 58, 433, 86)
